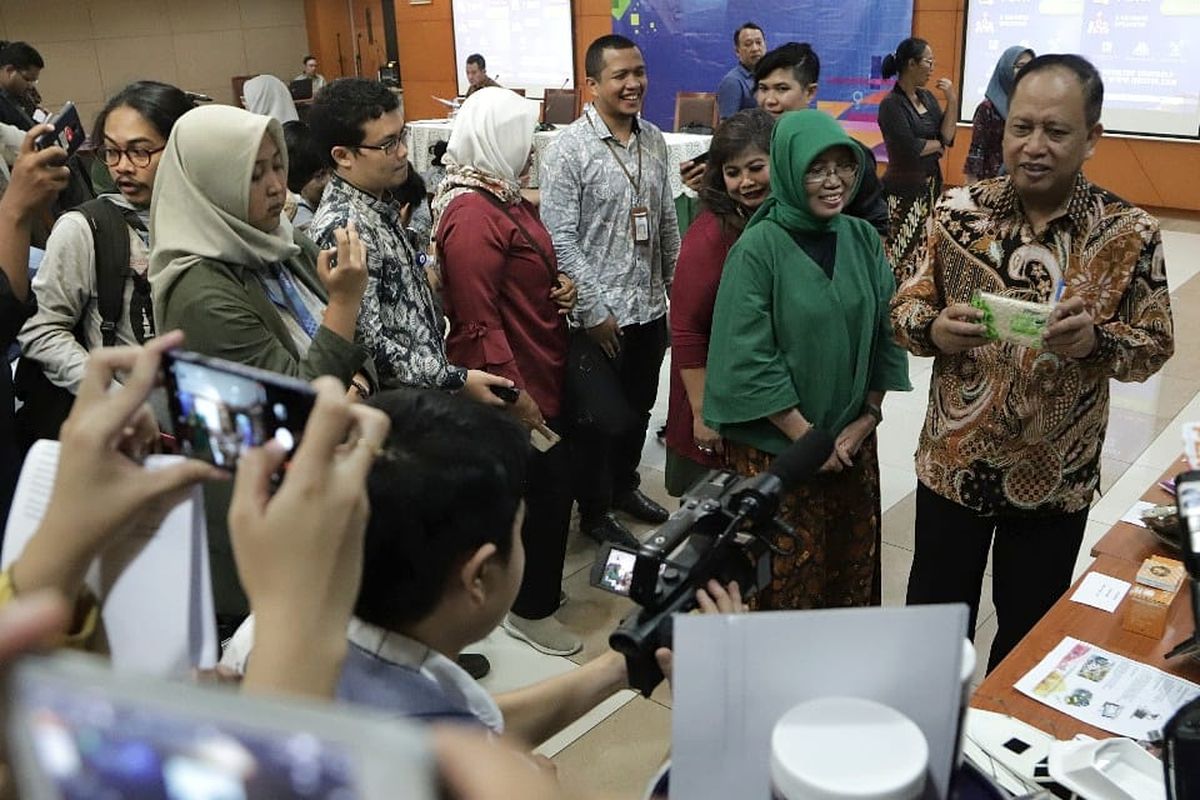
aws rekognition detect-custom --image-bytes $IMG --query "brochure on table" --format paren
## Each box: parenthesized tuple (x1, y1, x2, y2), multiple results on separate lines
(1015, 636, 1200, 740)
(671, 604, 969, 800)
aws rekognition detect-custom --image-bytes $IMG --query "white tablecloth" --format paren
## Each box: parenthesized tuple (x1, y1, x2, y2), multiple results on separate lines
(404, 120, 710, 197)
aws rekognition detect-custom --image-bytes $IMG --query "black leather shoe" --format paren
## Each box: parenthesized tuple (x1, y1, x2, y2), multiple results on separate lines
(614, 489, 670, 524)
(580, 512, 640, 549)
(457, 652, 491, 679)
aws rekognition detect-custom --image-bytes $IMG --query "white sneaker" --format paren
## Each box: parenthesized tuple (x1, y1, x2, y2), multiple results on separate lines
(502, 613, 583, 656)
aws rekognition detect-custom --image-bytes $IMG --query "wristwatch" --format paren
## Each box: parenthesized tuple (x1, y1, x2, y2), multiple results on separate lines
(863, 402, 883, 425)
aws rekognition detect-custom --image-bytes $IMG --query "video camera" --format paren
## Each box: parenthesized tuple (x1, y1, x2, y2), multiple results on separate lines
(590, 429, 834, 695)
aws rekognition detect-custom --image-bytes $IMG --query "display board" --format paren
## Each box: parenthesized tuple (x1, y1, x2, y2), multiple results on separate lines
(613, 0, 913, 142)
(452, 0, 575, 97)
(962, 0, 1200, 139)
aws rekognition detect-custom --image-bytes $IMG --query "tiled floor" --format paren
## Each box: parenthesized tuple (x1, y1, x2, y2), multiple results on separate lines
(466, 212, 1200, 799)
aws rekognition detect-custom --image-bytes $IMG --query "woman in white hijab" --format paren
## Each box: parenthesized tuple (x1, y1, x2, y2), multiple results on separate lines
(432, 87, 581, 656)
(149, 103, 373, 624)
(242, 74, 300, 124)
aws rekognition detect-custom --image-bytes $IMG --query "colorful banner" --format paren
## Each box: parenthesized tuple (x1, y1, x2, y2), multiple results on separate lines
(614, 0, 914, 154)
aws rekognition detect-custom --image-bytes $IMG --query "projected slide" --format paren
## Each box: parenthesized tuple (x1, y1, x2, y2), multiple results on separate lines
(452, 0, 574, 97)
(962, 0, 1200, 138)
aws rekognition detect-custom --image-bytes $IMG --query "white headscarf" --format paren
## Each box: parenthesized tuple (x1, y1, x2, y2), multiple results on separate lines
(149, 105, 299, 311)
(243, 74, 300, 124)
(431, 88, 539, 236)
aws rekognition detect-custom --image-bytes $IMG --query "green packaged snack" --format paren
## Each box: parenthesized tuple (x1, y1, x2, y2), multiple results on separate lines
(970, 292, 1052, 349)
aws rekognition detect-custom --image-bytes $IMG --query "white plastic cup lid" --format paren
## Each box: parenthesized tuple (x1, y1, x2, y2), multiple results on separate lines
(770, 696, 929, 800)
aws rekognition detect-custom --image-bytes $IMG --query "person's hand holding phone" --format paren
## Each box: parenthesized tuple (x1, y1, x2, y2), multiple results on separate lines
(462, 369, 515, 408)
(549, 273, 577, 315)
(680, 156, 708, 194)
(317, 221, 369, 343)
(11, 332, 225, 608)
(232, 377, 390, 699)
(2, 124, 70, 223)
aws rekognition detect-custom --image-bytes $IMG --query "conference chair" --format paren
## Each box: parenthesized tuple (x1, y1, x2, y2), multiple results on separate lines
(542, 88, 580, 126)
(674, 92, 718, 134)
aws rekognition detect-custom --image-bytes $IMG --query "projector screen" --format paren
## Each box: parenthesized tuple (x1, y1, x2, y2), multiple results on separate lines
(452, 0, 575, 98)
(961, 0, 1200, 139)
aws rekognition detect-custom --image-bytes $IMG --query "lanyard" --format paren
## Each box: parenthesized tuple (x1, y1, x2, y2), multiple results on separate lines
(588, 111, 642, 196)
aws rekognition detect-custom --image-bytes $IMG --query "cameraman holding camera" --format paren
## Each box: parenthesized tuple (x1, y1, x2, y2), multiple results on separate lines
(337, 388, 744, 746)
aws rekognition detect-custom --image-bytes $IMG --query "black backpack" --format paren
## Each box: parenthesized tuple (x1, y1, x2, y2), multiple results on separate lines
(14, 199, 132, 451)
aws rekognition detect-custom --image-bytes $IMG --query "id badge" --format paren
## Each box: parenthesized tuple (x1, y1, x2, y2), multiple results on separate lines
(631, 206, 651, 244)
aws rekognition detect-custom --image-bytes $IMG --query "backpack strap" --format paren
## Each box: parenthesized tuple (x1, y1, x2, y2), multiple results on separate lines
(76, 198, 132, 347)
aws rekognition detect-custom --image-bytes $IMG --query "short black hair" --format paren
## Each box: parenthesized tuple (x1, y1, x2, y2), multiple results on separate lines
(753, 42, 820, 87)
(282, 120, 326, 193)
(307, 78, 399, 160)
(881, 37, 929, 80)
(733, 22, 763, 48)
(0, 41, 44, 71)
(355, 389, 529, 630)
(466, 53, 486, 70)
(93, 81, 195, 148)
(393, 163, 427, 208)
(303, 54, 316, 64)
(701, 108, 775, 232)
(1013, 53, 1104, 128)
(585, 34, 638, 80)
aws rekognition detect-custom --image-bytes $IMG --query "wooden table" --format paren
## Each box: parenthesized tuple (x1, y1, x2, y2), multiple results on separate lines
(1089, 456, 1189, 564)
(971, 553, 1200, 740)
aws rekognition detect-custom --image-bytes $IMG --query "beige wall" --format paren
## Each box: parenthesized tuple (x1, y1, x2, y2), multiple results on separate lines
(0, 0, 310, 131)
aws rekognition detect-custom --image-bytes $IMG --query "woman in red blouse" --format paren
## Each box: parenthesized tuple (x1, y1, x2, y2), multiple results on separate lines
(433, 87, 580, 656)
(665, 109, 775, 496)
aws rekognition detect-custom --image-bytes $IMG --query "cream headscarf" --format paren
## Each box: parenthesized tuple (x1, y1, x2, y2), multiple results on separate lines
(243, 74, 300, 124)
(431, 87, 539, 237)
(149, 104, 300, 311)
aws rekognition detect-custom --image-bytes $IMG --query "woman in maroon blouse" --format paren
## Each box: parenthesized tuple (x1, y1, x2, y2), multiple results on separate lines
(665, 109, 775, 497)
(433, 87, 580, 656)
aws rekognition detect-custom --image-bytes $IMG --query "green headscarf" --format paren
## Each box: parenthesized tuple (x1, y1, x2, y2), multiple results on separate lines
(746, 109, 865, 234)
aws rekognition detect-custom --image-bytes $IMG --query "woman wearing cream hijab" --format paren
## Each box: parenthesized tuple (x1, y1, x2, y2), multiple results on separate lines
(432, 87, 580, 656)
(149, 103, 373, 626)
(242, 74, 300, 124)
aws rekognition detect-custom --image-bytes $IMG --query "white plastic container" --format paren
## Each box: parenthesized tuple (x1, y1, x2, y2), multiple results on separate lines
(770, 696, 929, 800)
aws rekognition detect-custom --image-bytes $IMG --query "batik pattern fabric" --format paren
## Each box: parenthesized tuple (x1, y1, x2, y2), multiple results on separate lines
(724, 436, 882, 610)
(885, 174, 941, 285)
(891, 174, 1174, 516)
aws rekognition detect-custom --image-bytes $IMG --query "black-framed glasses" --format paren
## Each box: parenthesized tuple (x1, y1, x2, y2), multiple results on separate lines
(353, 136, 404, 156)
(96, 145, 166, 168)
(803, 162, 858, 185)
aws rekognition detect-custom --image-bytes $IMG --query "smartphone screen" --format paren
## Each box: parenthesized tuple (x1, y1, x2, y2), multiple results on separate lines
(34, 101, 86, 157)
(162, 351, 315, 472)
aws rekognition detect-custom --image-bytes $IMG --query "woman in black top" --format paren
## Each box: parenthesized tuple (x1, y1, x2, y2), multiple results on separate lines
(877, 37, 957, 284)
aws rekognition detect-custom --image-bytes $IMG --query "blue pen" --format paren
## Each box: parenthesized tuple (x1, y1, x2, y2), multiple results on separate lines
(1053, 278, 1066, 304)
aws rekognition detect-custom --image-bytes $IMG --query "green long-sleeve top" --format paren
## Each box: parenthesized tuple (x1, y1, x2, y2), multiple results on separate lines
(703, 213, 911, 455)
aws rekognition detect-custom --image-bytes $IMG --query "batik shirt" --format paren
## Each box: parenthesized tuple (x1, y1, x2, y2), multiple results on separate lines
(539, 104, 680, 329)
(891, 175, 1173, 515)
(310, 174, 466, 390)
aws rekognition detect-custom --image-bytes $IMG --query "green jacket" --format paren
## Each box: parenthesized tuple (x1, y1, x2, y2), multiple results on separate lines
(156, 232, 375, 617)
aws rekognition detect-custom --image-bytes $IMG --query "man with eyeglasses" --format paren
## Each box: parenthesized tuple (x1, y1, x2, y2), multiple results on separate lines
(0, 42, 43, 131)
(307, 78, 512, 405)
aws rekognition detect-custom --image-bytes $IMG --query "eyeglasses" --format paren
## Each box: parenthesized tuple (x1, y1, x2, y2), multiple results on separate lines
(354, 136, 404, 156)
(97, 145, 165, 168)
(803, 162, 858, 185)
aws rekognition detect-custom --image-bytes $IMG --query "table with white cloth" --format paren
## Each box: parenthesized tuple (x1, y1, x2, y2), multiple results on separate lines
(404, 119, 711, 197)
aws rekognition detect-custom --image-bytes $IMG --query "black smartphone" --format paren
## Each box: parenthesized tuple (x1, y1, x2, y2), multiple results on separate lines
(489, 384, 520, 403)
(689, 149, 710, 166)
(33, 101, 86, 157)
(161, 350, 315, 472)
(1176, 470, 1200, 577)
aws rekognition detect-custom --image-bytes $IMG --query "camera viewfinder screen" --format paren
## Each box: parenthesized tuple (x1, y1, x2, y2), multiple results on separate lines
(599, 548, 637, 596)
(167, 359, 310, 472)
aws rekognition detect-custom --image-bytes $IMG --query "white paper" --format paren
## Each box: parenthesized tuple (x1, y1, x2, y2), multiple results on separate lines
(1014, 637, 1200, 740)
(672, 605, 969, 800)
(2, 440, 216, 675)
(1121, 500, 1157, 528)
(1070, 572, 1132, 613)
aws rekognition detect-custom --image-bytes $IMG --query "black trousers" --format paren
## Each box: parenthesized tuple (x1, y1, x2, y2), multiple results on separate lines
(906, 483, 1087, 673)
(571, 316, 668, 518)
(511, 417, 574, 620)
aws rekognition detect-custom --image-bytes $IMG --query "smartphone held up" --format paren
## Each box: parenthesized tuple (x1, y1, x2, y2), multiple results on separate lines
(33, 101, 87, 157)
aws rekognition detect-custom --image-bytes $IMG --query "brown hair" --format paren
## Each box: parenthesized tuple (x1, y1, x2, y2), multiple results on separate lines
(700, 108, 775, 235)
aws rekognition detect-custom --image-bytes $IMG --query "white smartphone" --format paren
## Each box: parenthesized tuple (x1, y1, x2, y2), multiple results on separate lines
(6, 651, 437, 800)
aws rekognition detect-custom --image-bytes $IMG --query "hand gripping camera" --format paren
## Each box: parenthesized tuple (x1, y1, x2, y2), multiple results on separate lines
(590, 430, 834, 695)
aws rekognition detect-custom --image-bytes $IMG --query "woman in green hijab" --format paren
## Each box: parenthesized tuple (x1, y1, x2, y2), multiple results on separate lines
(704, 110, 911, 610)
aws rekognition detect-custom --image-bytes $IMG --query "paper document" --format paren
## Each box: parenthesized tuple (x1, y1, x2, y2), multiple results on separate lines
(1121, 500, 1156, 528)
(1014, 636, 1200, 740)
(2, 440, 216, 676)
(1070, 572, 1131, 612)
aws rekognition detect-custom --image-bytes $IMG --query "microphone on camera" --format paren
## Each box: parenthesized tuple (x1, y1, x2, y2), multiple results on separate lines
(730, 428, 834, 523)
